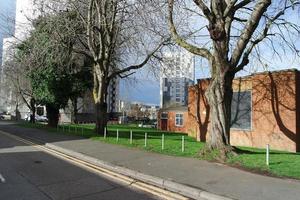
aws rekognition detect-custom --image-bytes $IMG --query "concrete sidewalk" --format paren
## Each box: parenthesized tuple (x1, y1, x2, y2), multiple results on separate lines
(1, 123, 300, 200)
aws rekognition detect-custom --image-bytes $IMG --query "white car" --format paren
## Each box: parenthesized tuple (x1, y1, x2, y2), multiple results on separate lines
(25, 115, 48, 122)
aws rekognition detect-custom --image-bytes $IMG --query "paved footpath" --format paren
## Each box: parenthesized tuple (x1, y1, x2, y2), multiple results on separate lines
(1, 122, 300, 200)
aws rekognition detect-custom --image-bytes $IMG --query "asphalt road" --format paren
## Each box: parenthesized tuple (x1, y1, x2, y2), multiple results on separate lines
(0, 130, 160, 200)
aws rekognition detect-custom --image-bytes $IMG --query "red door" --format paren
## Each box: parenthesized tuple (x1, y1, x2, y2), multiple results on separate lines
(161, 119, 168, 131)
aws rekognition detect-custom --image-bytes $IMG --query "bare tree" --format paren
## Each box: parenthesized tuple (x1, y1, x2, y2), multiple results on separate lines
(67, 0, 169, 134)
(3, 58, 36, 122)
(168, 0, 300, 155)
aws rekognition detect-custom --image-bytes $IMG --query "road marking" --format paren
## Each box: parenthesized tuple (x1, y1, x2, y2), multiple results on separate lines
(0, 173, 5, 183)
(0, 131, 189, 200)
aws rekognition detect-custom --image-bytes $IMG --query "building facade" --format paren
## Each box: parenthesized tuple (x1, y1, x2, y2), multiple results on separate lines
(0, 0, 38, 116)
(160, 50, 195, 108)
(158, 69, 300, 152)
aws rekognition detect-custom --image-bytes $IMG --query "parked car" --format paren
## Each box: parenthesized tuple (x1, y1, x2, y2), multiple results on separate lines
(25, 115, 48, 122)
(36, 115, 48, 122)
(0, 113, 11, 120)
(138, 121, 157, 128)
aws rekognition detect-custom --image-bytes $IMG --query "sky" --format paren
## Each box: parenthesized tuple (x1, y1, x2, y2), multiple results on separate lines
(0, 0, 299, 105)
(0, 0, 16, 64)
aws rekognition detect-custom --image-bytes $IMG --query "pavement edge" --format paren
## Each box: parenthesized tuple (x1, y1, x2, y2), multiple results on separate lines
(45, 143, 233, 200)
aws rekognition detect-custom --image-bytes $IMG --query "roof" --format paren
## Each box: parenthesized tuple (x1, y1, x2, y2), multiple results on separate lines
(195, 68, 299, 85)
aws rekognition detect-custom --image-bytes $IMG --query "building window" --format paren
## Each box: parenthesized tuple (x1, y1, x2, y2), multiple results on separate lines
(36, 107, 44, 116)
(175, 113, 183, 126)
(231, 91, 252, 130)
(161, 112, 168, 119)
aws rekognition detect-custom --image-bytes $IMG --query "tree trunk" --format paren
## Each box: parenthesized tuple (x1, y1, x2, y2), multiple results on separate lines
(71, 98, 78, 124)
(46, 104, 59, 127)
(95, 101, 108, 135)
(15, 102, 21, 121)
(205, 71, 234, 151)
(93, 63, 109, 135)
(30, 98, 36, 123)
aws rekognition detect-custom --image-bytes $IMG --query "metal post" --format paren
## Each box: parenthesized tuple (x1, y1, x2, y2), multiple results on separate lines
(117, 129, 119, 142)
(266, 144, 270, 166)
(104, 127, 107, 139)
(130, 130, 133, 144)
(162, 134, 164, 150)
(182, 136, 185, 152)
(145, 133, 147, 147)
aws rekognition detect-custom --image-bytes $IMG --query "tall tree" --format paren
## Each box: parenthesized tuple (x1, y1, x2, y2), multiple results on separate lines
(168, 0, 300, 155)
(2, 58, 36, 122)
(17, 11, 90, 127)
(68, 0, 168, 134)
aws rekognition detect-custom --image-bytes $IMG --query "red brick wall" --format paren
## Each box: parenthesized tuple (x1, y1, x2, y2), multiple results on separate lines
(187, 81, 210, 141)
(295, 71, 300, 152)
(158, 110, 189, 133)
(187, 70, 299, 152)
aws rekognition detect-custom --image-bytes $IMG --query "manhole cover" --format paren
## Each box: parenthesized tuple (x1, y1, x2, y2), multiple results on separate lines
(34, 160, 42, 164)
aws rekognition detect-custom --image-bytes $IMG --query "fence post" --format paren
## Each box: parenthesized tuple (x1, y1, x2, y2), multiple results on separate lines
(104, 127, 107, 139)
(266, 144, 270, 166)
(81, 126, 83, 136)
(117, 129, 119, 142)
(68, 124, 70, 133)
(182, 136, 185, 152)
(162, 134, 164, 150)
(130, 130, 133, 144)
(145, 133, 147, 147)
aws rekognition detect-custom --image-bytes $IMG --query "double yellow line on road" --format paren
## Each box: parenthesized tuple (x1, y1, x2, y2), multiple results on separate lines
(0, 131, 190, 200)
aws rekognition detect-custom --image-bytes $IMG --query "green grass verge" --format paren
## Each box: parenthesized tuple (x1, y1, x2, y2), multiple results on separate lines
(19, 122, 300, 179)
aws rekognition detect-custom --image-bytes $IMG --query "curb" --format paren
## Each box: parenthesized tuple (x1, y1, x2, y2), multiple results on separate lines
(45, 143, 233, 200)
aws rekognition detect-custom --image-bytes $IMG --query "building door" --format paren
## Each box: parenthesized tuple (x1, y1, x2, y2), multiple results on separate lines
(161, 119, 168, 131)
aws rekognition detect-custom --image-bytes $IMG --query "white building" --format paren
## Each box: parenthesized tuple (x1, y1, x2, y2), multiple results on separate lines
(160, 50, 195, 108)
(0, 0, 65, 117)
(0, 0, 38, 114)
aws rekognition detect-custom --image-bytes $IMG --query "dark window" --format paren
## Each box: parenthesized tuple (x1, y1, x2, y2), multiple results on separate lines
(161, 112, 168, 119)
(36, 107, 44, 116)
(231, 91, 251, 130)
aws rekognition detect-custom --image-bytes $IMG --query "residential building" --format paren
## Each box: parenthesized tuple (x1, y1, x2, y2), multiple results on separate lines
(158, 69, 300, 152)
(107, 77, 120, 113)
(160, 50, 195, 108)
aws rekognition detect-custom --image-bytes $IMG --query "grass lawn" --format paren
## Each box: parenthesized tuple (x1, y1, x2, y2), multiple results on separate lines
(19, 122, 300, 179)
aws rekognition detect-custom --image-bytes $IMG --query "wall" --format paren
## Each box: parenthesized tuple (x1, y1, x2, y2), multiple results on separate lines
(186, 70, 299, 152)
(158, 108, 189, 133)
(297, 72, 300, 152)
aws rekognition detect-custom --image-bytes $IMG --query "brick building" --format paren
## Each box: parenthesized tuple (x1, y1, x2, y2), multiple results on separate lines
(158, 69, 300, 152)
